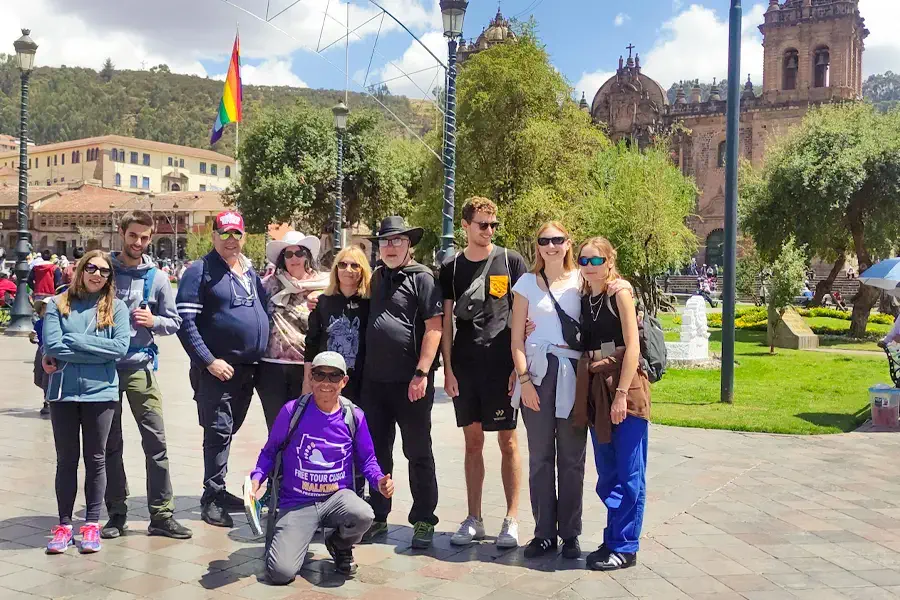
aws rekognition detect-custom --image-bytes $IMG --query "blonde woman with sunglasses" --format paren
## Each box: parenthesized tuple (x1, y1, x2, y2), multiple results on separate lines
(304, 246, 372, 402)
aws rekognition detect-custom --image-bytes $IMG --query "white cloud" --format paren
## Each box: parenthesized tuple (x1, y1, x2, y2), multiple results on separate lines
(575, 71, 616, 99)
(214, 58, 308, 87)
(614, 13, 631, 27)
(639, 3, 767, 87)
(367, 31, 446, 99)
(1, 0, 438, 80)
(859, 0, 900, 76)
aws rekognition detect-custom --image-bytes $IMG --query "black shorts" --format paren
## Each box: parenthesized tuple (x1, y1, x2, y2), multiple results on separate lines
(451, 357, 518, 431)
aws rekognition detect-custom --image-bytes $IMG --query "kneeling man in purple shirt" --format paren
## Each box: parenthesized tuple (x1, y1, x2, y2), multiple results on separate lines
(249, 351, 394, 583)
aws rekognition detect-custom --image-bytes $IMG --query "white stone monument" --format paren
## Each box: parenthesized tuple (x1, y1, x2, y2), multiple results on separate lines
(665, 295, 711, 366)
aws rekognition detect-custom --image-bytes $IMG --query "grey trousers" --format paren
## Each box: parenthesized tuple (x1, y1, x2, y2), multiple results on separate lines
(266, 489, 374, 585)
(521, 354, 587, 540)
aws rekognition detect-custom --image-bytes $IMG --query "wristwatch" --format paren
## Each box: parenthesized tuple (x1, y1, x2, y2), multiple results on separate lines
(414, 368, 428, 378)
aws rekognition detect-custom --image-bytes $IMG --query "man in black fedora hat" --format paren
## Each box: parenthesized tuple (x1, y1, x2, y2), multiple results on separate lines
(359, 216, 443, 549)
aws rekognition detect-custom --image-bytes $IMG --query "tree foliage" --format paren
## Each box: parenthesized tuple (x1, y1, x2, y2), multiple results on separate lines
(863, 71, 900, 112)
(0, 55, 435, 159)
(231, 99, 423, 237)
(100, 59, 115, 83)
(740, 103, 900, 337)
(579, 140, 698, 314)
(412, 31, 609, 259)
(766, 237, 808, 353)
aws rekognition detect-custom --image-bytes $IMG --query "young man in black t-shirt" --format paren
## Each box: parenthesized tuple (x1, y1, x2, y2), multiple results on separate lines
(439, 197, 528, 549)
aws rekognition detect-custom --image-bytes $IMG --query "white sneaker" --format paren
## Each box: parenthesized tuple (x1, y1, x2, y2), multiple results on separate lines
(496, 517, 519, 549)
(450, 516, 485, 546)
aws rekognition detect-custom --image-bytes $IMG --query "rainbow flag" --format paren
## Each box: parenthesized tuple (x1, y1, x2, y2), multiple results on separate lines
(211, 33, 242, 145)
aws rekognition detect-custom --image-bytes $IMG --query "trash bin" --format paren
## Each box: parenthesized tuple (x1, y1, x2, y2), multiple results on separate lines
(869, 385, 900, 430)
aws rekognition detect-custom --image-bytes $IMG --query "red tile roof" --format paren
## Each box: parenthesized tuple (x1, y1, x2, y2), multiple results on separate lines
(30, 184, 136, 213)
(0, 135, 234, 163)
(0, 183, 61, 207)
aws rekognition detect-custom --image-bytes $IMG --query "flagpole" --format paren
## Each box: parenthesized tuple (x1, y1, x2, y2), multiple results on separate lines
(235, 23, 241, 180)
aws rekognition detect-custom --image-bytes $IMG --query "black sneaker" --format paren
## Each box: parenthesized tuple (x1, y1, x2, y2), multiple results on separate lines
(100, 514, 127, 539)
(148, 517, 193, 539)
(589, 550, 637, 571)
(40, 402, 50, 416)
(523, 537, 557, 559)
(362, 520, 388, 542)
(586, 543, 610, 566)
(201, 499, 234, 528)
(325, 533, 358, 575)
(562, 537, 581, 559)
(219, 490, 244, 512)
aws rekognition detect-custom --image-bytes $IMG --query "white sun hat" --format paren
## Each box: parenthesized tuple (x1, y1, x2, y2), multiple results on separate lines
(265, 230, 321, 266)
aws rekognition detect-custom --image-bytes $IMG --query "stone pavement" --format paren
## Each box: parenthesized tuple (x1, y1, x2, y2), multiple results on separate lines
(0, 336, 899, 599)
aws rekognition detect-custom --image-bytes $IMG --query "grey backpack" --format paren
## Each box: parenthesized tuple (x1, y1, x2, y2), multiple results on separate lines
(606, 294, 667, 383)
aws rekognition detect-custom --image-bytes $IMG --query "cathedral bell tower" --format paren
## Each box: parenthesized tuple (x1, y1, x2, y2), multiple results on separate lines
(759, 0, 868, 104)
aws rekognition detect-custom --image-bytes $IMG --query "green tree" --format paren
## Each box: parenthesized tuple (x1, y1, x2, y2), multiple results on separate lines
(740, 103, 900, 337)
(578, 140, 698, 314)
(231, 99, 420, 237)
(412, 29, 609, 259)
(766, 237, 808, 354)
(100, 58, 115, 83)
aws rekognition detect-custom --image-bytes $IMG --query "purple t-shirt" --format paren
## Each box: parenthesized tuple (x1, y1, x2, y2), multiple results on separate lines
(251, 397, 384, 510)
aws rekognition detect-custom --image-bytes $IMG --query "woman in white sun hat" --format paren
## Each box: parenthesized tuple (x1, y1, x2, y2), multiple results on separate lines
(257, 231, 330, 430)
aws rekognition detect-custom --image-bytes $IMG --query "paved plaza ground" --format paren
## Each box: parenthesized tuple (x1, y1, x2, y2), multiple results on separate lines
(0, 336, 899, 599)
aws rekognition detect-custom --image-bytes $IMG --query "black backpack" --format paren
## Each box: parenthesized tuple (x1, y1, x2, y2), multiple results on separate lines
(605, 294, 668, 383)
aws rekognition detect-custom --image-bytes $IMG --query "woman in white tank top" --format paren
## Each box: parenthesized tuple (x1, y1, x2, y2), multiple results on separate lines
(509, 221, 587, 560)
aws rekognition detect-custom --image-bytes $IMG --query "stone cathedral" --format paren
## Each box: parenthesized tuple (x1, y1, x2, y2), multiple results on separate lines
(587, 0, 868, 266)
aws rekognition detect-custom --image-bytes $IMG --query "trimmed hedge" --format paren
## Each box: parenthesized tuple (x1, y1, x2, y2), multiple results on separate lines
(799, 307, 894, 325)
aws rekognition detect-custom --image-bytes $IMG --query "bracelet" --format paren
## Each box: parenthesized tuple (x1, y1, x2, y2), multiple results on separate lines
(615, 387, 628, 394)
(518, 373, 532, 384)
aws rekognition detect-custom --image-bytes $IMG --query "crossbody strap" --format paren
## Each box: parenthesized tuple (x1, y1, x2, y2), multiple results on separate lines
(539, 269, 571, 321)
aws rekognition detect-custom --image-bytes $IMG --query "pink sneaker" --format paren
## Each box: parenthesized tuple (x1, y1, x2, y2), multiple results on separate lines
(79, 523, 102, 554)
(46, 525, 73, 554)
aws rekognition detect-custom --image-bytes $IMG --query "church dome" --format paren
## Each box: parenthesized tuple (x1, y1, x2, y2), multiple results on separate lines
(475, 9, 516, 46)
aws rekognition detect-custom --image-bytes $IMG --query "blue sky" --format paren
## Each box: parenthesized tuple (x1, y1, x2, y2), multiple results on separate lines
(3, 0, 898, 109)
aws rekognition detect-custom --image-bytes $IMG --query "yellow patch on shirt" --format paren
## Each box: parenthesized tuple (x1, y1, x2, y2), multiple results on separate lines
(489, 275, 509, 298)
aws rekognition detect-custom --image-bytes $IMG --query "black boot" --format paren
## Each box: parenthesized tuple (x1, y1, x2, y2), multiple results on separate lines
(100, 514, 128, 539)
(149, 517, 193, 539)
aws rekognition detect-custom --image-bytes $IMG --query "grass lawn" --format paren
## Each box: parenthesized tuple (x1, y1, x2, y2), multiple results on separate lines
(655, 314, 889, 434)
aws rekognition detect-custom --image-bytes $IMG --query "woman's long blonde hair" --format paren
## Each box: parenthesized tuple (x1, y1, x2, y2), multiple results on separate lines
(55, 250, 117, 329)
(532, 221, 577, 275)
(325, 246, 372, 298)
(578, 236, 622, 295)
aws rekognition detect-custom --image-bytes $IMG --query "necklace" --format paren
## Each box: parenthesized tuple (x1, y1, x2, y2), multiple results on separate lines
(589, 292, 606, 322)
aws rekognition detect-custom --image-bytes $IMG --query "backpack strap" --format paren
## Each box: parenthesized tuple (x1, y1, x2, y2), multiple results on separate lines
(339, 396, 360, 496)
(128, 266, 160, 370)
(265, 393, 312, 548)
(142, 267, 157, 304)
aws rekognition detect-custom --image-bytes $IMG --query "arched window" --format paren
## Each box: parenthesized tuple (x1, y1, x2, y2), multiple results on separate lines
(783, 49, 799, 91)
(114, 173, 121, 187)
(111, 149, 118, 162)
(706, 229, 725, 268)
(717, 141, 727, 168)
(814, 46, 830, 88)
(225, 165, 231, 177)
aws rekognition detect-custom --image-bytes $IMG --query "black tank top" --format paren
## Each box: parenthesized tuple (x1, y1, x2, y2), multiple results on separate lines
(581, 292, 625, 350)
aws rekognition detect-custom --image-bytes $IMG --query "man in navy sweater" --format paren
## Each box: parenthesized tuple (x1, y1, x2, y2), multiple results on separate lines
(176, 211, 270, 527)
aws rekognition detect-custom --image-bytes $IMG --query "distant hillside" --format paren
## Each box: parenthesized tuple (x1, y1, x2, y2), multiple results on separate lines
(0, 56, 438, 156)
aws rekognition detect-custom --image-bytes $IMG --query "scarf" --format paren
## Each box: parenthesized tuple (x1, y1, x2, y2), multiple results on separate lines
(269, 269, 329, 307)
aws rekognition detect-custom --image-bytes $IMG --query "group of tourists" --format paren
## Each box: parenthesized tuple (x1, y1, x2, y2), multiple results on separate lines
(36, 197, 650, 585)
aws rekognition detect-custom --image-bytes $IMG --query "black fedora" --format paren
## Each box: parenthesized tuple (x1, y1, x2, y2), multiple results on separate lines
(369, 216, 424, 247)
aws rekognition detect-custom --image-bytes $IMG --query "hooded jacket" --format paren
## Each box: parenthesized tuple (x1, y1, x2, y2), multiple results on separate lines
(110, 252, 182, 370)
(28, 263, 62, 297)
(42, 294, 131, 403)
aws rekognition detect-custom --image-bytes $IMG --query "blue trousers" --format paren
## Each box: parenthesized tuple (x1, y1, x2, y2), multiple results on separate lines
(590, 416, 648, 554)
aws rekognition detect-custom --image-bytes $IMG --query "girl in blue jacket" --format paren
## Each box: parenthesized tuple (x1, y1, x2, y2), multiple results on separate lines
(41, 250, 130, 555)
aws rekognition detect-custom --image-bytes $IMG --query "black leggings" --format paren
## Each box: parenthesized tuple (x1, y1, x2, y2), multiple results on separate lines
(50, 401, 117, 525)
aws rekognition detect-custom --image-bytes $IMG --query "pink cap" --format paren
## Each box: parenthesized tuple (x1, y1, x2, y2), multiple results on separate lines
(214, 210, 245, 233)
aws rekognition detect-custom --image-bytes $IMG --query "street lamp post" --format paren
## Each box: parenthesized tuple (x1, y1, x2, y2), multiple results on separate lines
(439, 0, 467, 261)
(172, 202, 179, 260)
(332, 101, 349, 254)
(6, 29, 38, 336)
(109, 203, 116, 253)
(720, 0, 743, 404)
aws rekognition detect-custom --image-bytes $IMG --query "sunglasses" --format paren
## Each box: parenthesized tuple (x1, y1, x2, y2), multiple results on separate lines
(283, 249, 308, 260)
(578, 256, 607, 267)
(537, 236, 567, 247)
(310, 369, 345, 383)
(84, 264, 111, 278)
(338, 261, 362, 272)
(471, 221, 500, 231)
(378, 237, 408, 248)
(218, 230, 244, 241)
